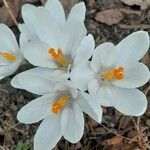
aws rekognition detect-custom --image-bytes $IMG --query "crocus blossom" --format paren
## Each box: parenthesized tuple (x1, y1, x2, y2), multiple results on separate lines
(0, 24, 24, 80)
(71, 31, 150, 116)
(18, 0, 91, 79)
(19, 0, 86, 44)
(11, 67, 102, 150)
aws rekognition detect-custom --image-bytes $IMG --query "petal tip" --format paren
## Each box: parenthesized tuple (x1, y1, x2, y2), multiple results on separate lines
(11, 75, 21, 89)
(17, 111, 24, 123)
(131, 31, 150, 45)
(78, 2, 86, 9)
(136, 96, 148, 116)
(0, 23, 7, 28)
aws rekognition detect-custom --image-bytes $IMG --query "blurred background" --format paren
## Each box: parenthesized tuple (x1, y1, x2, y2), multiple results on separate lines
(0, 0, 150, 149)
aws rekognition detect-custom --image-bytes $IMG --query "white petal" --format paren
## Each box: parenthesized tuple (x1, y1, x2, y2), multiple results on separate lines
(76, 91, 102, 123)
(17, 93, 58, 124)
(0, 76, 5, 80)
(70, 62, 94, 91)
(59, 21, 87, 58)
(91, 42, 117, 73)
(67, 2, 86, 23)
(34, 7, 59, 47)
(45, 0, 65, 26)
(116, 31, 150, 65)
(11, 67, 58, 95)
(69, 88, 78, 99)
(23, 40, 58, 68)
(113, 62, 150, 88)
(19, 23, 38, 48)
(34, 115, 62, 150)
(0, 60, 21, 79)
(0, 56, 11, 66)
(0, 24, 19, 53)
(51, 69, 70, 81)
(61, 101, 84, 143)
(55, 80, 78, 98)
(100, 85, 147, 116)
(89, 82, 113, 107)
(74, 34, 95, 66)
(21, 4, 38, 36)
(88, 79, 100, 94)
(11, 74, 22, 89)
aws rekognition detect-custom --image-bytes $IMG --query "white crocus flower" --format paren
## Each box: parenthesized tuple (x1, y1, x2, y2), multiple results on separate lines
(11, 67, 102, 150)
(0, 24, 24, 80)
(71, 31, 150, 116)
(18, 0, 90, 79)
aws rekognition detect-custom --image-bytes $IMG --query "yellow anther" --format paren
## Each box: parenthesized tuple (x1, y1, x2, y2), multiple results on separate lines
(0, 52, 16, 61)
(48, 48, 68, 67)
(103, 66, 124, 80)
(51, 95, 69, 114)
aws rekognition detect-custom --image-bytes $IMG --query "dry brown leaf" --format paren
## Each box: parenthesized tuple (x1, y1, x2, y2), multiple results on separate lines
(95, 9, 124, 25)
(106, 142, 139, 150)
(106, 136, 123, 145)
(120, 0, 143, 6)
(95, 9, 140, 25)
(0, 0, 22, 26)
(120, 0, 150, 9)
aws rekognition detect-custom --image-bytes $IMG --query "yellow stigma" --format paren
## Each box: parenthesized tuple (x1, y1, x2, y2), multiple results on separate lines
(0, 52, 16, 61)
(51, 95, 69, 114)
(102, 66, 124, 80)
(48, 48, 68, 67)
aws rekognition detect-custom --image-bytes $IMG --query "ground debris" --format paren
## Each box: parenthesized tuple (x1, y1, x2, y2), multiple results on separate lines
(106, 135, 123, 145)
(118, 24, 150, 29)
(95, 8, 141, 25)
(40, 0, 79, 14)
(23, 0, 39, 3)
(95, 9, 124, 25)
(0, 0, 22, 26)
(119, 0, 150, 10)
(89, 0, 96, 7)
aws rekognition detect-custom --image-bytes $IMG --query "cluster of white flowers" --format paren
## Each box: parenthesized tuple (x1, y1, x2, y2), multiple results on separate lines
(0, 0, 149, 149)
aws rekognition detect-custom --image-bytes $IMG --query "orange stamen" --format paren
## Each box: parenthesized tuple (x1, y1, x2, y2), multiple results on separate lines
(48, 48, 68, 67)
(51, 95, 68, 114)
(103, 66, 124, 80)
(0, 52, 16, 61)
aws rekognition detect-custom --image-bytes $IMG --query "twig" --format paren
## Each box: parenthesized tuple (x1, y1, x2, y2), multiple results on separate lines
(2, 0, 18, 26)
(132, 118, 150, 149)
(7, 122, 20, 130)
(118, 24, 150, 29)
(0, 146, 6, 150)
(100, 123, 140, 143)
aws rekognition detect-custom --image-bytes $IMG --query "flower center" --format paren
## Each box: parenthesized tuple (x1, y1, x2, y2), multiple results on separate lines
(49, 48, 68, 68)
(102, 66, 124, 80)
(51, 95, 68, 114)
(0, 52, 16, 61)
